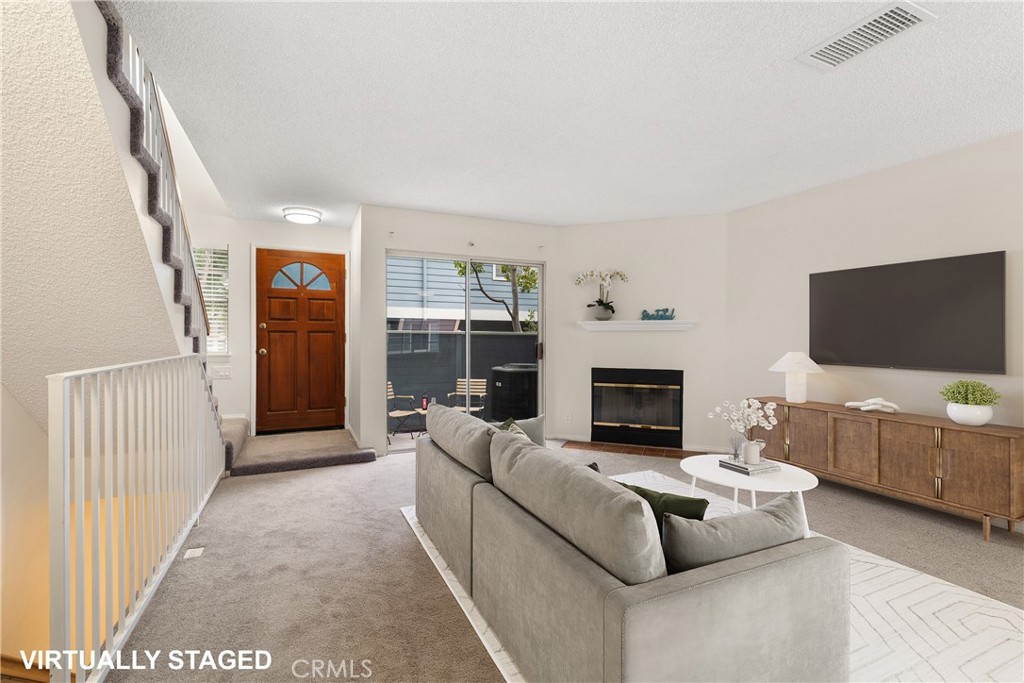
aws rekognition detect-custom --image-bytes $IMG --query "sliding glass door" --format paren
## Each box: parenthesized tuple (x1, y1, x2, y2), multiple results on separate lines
(385, 255, 542, 444)
(467, 261, 541, 423)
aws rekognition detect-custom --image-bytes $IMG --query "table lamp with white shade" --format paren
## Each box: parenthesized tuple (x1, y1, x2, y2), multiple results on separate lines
(769, 351, 824, 403)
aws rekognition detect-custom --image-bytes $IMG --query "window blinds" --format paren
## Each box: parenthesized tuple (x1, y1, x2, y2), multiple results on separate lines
(192, 247, 229, 355)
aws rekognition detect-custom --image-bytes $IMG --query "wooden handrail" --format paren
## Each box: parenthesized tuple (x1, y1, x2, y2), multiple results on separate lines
(152, 85, 210, 333)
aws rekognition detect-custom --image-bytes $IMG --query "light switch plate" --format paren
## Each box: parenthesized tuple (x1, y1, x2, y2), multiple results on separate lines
(210, 366, 231, 379)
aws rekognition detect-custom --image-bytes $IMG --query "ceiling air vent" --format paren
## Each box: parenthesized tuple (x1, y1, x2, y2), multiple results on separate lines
(797, 2, 936, 70)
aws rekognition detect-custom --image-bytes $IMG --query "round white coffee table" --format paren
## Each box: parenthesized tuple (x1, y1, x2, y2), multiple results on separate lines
(679, 454, 818, 536)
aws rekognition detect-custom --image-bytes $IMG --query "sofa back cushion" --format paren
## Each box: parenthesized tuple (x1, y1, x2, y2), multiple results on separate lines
(489, 432, 666, 585)
(426, 405, 496, 480)
(662, 491, 805, 573)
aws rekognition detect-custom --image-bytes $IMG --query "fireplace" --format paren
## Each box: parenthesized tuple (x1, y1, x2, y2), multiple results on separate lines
(591, 368, 683, 448)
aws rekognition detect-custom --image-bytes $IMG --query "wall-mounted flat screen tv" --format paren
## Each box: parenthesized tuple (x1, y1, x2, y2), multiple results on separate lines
(809, 251, 1005, 374)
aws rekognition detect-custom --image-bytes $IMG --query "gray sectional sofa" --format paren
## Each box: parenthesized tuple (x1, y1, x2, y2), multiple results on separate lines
(415, 405, 850, 682)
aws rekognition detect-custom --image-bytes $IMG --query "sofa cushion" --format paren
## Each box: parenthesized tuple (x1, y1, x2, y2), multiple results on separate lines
(489, 432, 666, 585)
(662, 492, 805, 573)
(493, 414, 546, 447)
(616, 482, 709, 534)
(426, 405, 496, 480)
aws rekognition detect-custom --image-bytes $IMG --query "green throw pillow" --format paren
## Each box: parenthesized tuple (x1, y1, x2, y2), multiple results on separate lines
(617, 482, 709, 534)
(495, 417, 530, 439)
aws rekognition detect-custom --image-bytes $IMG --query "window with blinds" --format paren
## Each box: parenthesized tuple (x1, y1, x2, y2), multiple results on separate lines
(192, 247, 229, 355)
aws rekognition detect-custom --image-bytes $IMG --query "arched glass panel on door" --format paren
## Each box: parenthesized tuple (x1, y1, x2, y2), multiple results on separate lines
(302, 264, 323, 285)
(283, 262, 302, 282)
(272, 261, 331, 290)
(306, 273, 331, 290)
(272, 271, 298, 289)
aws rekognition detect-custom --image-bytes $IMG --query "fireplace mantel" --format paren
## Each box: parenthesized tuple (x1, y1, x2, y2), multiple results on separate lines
(577, 320, 698, 332)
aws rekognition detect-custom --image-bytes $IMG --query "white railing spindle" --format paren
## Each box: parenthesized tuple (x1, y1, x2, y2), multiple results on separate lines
(74, 379, 85, 683)
(48, 355, 224, 681)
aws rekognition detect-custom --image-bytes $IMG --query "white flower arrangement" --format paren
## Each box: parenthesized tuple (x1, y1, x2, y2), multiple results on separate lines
(707, 398, 778, 435)
(574, 270, 629, 287)
(575, 270, 629, 313)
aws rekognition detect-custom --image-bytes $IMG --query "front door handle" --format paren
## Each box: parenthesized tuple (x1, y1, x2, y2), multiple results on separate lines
(258, 348, 267, 356)
(259, 322, 267, 330)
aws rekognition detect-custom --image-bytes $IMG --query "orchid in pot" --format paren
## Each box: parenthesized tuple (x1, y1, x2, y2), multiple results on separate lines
(575, 270, 628, 320)
(707, 398, 778, 464)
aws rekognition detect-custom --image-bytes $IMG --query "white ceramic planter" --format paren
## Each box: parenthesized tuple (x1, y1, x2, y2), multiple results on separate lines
(946, 403, 993, 426)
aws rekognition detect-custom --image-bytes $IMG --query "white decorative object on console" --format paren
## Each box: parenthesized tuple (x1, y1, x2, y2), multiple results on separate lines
(946, 403, 994, 427)
(844, 397, 900, 414)
(769, 351, 824, 403)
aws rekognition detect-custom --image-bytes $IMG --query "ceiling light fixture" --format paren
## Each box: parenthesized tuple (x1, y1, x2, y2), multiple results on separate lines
(282, 207, 322, 224)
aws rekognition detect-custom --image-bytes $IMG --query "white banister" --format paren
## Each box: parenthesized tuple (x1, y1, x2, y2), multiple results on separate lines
(48, 355, 225, 682)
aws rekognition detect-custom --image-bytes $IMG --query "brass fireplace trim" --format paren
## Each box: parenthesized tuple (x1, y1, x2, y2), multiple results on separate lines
(593, 382, 682, 390)
(592, 421, 680, 431)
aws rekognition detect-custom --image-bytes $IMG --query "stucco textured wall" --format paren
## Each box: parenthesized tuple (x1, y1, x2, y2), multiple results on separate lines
(1, 0, 179, 427)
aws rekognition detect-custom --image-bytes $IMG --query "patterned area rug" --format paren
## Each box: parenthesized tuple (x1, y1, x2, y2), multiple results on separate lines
(403, 469, 1024, 682)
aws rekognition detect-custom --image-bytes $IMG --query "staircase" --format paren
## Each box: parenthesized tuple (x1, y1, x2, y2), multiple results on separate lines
(96, 1, 210, 362)
(43, 6, 232, 682)
(221, 417, 249, 470)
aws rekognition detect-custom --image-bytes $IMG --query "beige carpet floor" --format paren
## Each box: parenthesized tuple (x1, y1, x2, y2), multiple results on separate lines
(107, 446, 1023, 683)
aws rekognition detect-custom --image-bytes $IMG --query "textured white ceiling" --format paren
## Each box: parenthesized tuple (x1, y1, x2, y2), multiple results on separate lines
(113, 1, 1023, 227)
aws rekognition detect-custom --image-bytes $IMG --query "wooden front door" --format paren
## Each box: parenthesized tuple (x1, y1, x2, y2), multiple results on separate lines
(256, 249, 345, 432)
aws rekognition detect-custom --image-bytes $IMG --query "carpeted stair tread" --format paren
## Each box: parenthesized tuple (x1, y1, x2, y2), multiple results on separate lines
(221, 417, 250, 470)
(231, 428, 375, 477)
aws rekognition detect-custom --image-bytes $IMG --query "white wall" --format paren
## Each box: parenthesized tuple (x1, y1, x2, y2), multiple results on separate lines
(188, 215, 351, 419)
(2, 0, 181, 428)
(538, 135, 1022, 454)
(160, 86, 352, 422)
(71, 0, 189, 357)
(349, 136, 1022, 455)
(348, 209, 364, 442)
(546, 215, 731, 449)
(721, 133, 1023, 427)
(0, 387, 49, 655)
(350, 206, 553, 454)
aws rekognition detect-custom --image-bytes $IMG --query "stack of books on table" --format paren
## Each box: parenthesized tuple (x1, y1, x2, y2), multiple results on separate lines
(719, 458, 780, 476)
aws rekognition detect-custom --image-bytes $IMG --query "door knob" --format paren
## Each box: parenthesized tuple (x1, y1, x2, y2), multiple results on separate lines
(258, 348, 267, 356)
(259, 323, 267, 329)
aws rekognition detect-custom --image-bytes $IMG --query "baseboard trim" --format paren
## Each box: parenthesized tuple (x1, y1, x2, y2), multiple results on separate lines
(1, 654, 50, 683)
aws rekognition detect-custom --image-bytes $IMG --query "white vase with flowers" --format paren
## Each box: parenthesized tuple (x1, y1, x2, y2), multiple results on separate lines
(707, 399, 778, 465)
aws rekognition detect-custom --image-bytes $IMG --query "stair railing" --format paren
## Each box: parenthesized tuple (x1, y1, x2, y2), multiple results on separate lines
(47, 355, 224, 682)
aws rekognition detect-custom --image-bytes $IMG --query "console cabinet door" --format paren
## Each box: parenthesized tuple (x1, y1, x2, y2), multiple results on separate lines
(788, 407, 828, 471)
(829, 413, 879, 483)
(879, 422, 937, 497)
(940, 430, 1011, 516)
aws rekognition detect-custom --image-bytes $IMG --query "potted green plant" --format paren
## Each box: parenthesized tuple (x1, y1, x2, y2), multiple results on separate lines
(939, 380, 1001, 426)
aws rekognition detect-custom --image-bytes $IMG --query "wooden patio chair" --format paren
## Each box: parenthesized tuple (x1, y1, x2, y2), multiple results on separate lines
(448, 378, 487, 414)
(387, 381, 421, 441)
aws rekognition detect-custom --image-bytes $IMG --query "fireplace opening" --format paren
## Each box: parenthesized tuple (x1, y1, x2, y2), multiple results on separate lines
(591, 368, 683, 448)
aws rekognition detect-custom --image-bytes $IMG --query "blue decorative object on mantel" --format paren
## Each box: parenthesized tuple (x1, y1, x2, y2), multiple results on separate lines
(641, 308, 676, 320)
